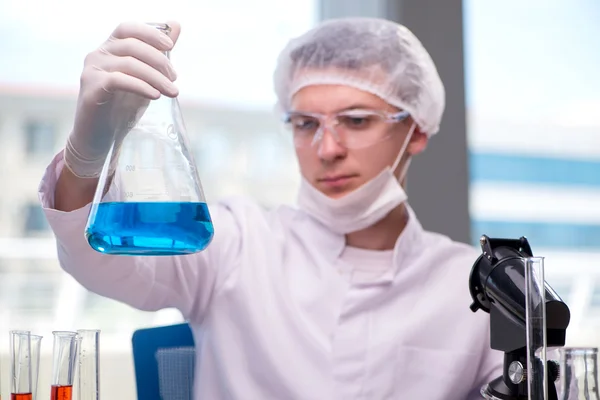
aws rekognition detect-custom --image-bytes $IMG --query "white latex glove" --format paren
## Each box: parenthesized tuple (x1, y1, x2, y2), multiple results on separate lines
(64, 21, 181, 178)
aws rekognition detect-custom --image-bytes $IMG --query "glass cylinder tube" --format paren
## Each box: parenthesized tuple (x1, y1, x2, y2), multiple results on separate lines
(524, 256, 548, 400)
(558, 347, 600, 400)
(10, 330, 32, 400)
(77, 330, 100, 400)
(29, 335, 42, 400)
(51, 331, 78, 400)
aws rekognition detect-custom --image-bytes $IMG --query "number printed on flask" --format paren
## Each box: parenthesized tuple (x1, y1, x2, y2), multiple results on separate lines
(125, 165, 136, 172)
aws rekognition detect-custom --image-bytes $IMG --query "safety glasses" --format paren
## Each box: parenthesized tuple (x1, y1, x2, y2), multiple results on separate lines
(283, 109, 410, 149)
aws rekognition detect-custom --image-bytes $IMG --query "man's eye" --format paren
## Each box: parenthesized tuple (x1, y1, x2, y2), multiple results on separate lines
(339, 115, 374, 129)
(292, 117, 319, 131)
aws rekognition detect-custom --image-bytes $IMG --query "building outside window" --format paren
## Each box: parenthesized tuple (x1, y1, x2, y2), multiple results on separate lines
(24, 119, 56, 156)
(463, 0, 600, 343)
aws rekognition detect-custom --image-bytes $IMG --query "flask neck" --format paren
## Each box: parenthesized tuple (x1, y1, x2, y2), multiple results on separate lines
(148, 22, 171, 35)
(148, 22, 173, 59)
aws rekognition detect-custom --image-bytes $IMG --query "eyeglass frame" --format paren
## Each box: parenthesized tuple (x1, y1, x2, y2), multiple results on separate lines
(281, 108, 411, 149)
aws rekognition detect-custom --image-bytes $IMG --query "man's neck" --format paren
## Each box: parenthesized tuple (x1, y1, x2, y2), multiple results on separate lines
(345, 204, 409, 251)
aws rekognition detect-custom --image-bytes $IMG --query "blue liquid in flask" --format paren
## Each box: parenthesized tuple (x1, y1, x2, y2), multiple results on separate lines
(86, 202, 214, 256)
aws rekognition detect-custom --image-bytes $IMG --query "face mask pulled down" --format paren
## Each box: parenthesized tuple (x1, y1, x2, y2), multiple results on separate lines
(297, 123, 417, 235)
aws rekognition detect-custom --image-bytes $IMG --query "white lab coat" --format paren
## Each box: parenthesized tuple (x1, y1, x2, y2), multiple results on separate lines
(39, 151, 502, 400)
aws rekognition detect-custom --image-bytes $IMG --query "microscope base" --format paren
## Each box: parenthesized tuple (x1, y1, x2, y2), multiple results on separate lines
(480, 377, 526, 400)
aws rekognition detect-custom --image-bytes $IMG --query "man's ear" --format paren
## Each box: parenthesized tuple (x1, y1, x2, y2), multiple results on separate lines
(408, 128, 428, 156)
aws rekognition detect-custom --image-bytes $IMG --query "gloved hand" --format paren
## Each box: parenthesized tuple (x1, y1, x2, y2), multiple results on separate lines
(64, 21, 181, 178)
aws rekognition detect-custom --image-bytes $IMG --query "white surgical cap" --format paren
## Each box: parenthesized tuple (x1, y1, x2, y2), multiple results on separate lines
(273, 17, 446, 136)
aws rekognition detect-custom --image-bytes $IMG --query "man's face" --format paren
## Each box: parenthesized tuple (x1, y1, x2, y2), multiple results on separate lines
(290, 84, 428, 198)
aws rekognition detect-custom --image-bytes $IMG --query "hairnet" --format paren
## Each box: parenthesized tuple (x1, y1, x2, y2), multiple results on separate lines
(273, 17, 445, 136)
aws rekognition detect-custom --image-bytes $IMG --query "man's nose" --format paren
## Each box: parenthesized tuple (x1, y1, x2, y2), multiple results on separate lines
(316, 127, 346, 161)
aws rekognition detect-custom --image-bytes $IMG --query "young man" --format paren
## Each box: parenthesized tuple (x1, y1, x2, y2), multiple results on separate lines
(40, 17, 502, 399)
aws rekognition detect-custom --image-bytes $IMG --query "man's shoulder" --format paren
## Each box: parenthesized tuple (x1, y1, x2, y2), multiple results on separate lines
(415, 229, 482, 308)
(419, 228, 480, 267)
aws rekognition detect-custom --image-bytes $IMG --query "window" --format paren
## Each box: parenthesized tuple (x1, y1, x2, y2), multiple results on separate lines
(24, 202, 49, 233)
(590, 286, 600, 309)
(464, 1, 600, 346)
(550, 281, 572, 307)
(24, 119, 56, 156)
(195, 129, 231, 176)
(17, 275, 57, 312)
(0, 270, 59, 329)
(0, 2, 318, 397)
(81, 291, 155, 335)
(249, 133, 291, 179)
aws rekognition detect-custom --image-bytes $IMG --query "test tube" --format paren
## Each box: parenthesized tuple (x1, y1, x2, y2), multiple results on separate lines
(76, 330, 100, 400)
(524, 256, 548, 400)
(29, 335, 42, 400)
(10, 330, 32, 400)
(50, 331, 78, 400)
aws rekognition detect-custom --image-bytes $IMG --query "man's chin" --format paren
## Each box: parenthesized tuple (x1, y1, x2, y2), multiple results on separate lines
(316, 176, 360, 198)
(318, 185, 354, 199)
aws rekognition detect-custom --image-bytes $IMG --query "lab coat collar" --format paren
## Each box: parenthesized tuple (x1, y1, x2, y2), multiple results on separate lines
(300, 202, 425, 284)
(386, 203, 425, 281)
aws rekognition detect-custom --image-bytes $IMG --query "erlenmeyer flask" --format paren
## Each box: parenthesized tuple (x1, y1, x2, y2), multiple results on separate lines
(558, 347, 600, 400)
(84, 22, 214, 256)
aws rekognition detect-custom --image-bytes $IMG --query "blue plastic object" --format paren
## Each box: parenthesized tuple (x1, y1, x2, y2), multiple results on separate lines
(132, 323, 196, 400)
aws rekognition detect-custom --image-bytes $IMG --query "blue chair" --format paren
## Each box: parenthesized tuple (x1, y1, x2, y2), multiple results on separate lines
(132, 323, 197, 400)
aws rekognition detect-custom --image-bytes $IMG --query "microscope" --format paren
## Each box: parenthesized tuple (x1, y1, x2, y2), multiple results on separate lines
(469, 235, 571, 400)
